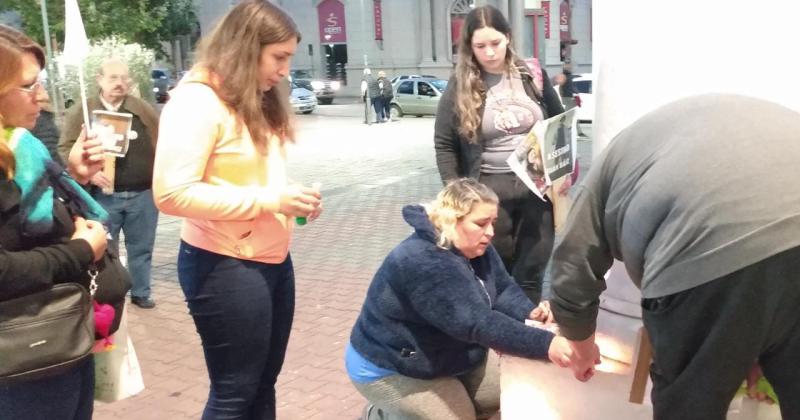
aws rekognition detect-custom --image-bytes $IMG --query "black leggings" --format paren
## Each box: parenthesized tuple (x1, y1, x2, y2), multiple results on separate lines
(480, 172, 554, 304)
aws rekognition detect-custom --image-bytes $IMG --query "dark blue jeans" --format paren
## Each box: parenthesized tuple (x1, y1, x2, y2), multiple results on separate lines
(0, 357, 94, 420)
(178, 241, 295, 420)
(94, 189, 159, 299)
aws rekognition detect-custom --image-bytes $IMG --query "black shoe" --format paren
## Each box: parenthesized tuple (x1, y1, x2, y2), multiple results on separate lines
(131, 296, 156, 309)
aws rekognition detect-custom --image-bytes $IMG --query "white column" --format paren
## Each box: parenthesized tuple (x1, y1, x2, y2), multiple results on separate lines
(418, 0, 435, 65)
(593, 0, 800, 155)
(509, 0, 525, 55)
(431, 0, 450, 64)
(497, 0, 510, 19)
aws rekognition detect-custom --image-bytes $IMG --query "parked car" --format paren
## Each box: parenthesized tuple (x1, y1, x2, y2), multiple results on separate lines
(390, 74, 438, 86)
(390, 77, 448, 118)
(290, 81, 317, 114)
(572, 73, 594, 123)
(290, 70, 340, 105)
(151, 69, 174, 104)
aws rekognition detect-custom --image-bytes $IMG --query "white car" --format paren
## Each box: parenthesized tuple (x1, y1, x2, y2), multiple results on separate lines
(390, 74, 437, 86)
(290, 82, 317, 114)
(572, 74, 594, 123)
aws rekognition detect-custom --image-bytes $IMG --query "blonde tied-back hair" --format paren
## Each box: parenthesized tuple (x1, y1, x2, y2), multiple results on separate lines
(454, 6, 520, 144)
(195, 0, 300, 149)
(425, 178, 499, 249)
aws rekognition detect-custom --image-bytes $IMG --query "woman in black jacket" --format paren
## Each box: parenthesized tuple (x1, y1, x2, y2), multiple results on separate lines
(0, 25, 107, 420)
(433, 6, 565, 304)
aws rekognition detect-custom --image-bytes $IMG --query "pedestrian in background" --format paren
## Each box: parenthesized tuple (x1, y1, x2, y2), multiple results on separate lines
(0, 24, 108, 420)
(434, 5, 565, 303)
(59, 58, 161, 309)
(153, 1, 322, 418)
(377, 70, 393, 122)
(555, 65, 586, 136)
(362, 68, 382, 124)
(558, 63, 579, 111)
(347, 178, 570, 420)
(30, 88, 65, 167)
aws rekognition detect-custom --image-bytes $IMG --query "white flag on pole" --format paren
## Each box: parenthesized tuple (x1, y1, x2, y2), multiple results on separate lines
(62, 0, 89, 65)
(63, 0, 92, 132)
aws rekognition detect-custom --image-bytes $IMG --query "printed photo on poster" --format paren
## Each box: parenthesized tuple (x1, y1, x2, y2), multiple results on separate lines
(507, 108, 578, 200)
(92, 110, 133, 157)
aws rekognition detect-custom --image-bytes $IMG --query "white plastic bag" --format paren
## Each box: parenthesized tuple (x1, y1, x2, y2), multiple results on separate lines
(93, 307, 145, 402)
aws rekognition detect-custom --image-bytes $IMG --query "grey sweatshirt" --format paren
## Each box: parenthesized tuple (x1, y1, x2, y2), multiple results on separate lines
(550, 94, 800, 340)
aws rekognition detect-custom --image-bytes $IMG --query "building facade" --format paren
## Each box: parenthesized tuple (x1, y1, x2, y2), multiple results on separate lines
(195, 0, 592, 95)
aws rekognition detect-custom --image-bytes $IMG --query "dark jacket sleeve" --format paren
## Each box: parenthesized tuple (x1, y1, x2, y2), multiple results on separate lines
(398, 250, 554, 360)
(549, 180, 615, 341)
(433, 76, 463, 183)
(31, 111, 66, 167)
(540, 69, 565, 118)
(0, 239, 94, 301)
(58, 104, 85, 162)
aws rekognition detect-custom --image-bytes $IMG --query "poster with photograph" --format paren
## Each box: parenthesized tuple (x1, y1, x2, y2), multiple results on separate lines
(506, 108, 578, 201)
(92, 110, 133, 158)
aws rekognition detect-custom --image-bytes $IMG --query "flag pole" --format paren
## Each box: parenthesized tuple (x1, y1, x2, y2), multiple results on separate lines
(63, 0, 92, 132)
(77, 62, 91, 133)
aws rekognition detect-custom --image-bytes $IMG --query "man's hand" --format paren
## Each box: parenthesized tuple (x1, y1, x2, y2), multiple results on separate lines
(566, 334, 601, 382)
(67, 127, 105, 184)
(746, 363, 776, 404)
(89, 172, 113, 189)
(529, 300, 555, 324)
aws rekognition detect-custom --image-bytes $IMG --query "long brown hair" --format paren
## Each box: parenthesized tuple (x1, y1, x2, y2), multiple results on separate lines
(194, 1, 300, 148)
(454, 6, 520, 144)
(0, 42, 15, 179)
(0, 26, 42, 179)
(0, 24, 45, 69)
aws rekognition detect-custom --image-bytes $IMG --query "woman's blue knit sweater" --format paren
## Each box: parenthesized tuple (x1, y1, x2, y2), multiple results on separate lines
(349, 205, 555, 379)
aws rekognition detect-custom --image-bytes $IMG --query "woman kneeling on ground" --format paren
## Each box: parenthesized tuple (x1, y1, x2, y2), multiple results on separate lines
(346, 178, 573, 420)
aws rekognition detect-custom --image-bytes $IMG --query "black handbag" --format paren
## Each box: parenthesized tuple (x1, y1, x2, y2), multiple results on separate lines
(44, 160, 132, 338)
(91, 249, 132, 338)
(0, 283, 94, 383)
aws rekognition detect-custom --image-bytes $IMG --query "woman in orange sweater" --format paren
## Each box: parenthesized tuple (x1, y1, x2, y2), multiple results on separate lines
(153, 2, 321, 418)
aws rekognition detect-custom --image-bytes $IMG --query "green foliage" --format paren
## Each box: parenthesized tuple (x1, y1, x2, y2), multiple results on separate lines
(54, 36, 156, 103)
(0, 0, 196, 58)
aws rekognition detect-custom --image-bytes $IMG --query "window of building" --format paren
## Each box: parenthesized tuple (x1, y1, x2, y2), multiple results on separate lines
(449, 0, 475, 60)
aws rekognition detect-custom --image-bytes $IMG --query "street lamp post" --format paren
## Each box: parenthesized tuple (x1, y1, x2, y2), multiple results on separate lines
(359, 0, 368, 67)
(359, 0, 372, 124)
(39, 0, 60, 117)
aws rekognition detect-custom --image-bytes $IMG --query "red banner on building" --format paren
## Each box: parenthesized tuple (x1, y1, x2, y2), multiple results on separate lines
(318, 0, 347, 44)
(542, 1, 551, 39)
(374, 0, 383, 40)
(559, 0, 571, 41)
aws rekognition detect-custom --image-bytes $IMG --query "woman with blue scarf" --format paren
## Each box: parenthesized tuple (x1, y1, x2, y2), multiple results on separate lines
(0, 25, 109, 420)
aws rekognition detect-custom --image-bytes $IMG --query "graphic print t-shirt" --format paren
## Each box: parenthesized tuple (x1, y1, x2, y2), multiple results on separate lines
(480, 72, 543, 173)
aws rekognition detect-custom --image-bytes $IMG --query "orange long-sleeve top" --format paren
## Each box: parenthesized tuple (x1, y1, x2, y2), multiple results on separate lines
(152, 80, 292, 264)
